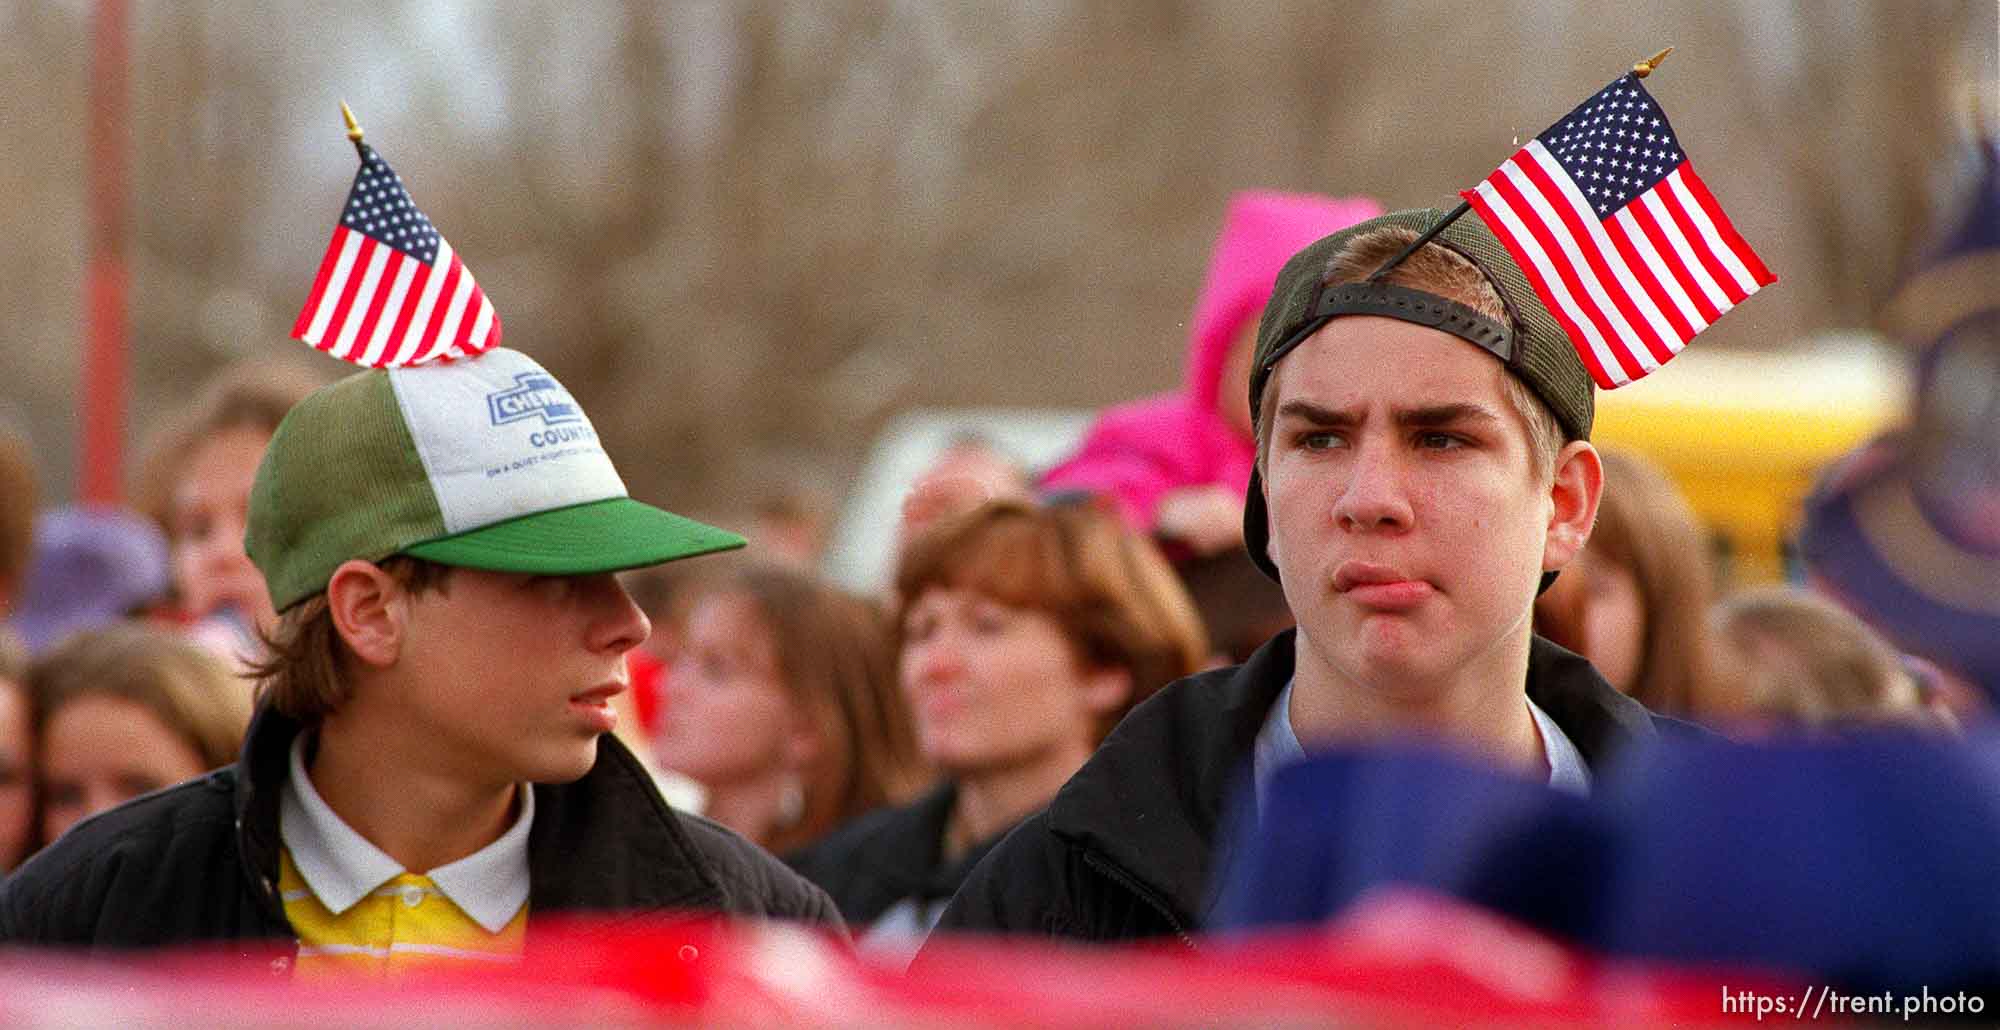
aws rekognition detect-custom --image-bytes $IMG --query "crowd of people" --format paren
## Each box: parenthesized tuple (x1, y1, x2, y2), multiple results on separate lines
(0, 140, 1995, 1011)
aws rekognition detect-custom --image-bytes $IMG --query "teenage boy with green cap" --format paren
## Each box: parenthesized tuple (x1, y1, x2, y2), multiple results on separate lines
(927, 208, 1707, 945)
(0, 348, 841, 963)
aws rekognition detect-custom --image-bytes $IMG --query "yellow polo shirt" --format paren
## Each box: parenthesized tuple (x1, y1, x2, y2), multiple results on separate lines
(278, 735, 531, 977)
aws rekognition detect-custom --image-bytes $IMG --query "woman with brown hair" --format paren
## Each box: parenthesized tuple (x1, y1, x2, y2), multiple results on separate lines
(1534, 448, 1715, 715)
(0, 636, 32, 872)
(28, 622, 252, 846)
(656, 563, 926, 854)
(788, 498, 1209, 956)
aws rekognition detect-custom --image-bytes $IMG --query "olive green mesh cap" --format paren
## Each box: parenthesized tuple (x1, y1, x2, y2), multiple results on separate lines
(1242, 207, 1595, 582)
(247, 347, 744, 611)
(1249, 207, 1594, 440)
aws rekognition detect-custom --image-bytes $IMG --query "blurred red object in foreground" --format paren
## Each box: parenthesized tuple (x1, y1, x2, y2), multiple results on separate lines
(627, 646, 668, 736)
(0, 894, 1801, 1027)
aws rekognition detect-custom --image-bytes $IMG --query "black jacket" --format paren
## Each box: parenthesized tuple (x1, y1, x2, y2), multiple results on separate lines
(0, 707, 841, 955)
(929, 630, 1695, 946)
(787, 782, 1010, 928)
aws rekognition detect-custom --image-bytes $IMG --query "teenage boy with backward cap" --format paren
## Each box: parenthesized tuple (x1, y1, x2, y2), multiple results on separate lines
(926, 208, 1704, 945)
(0, 348, 842, 964)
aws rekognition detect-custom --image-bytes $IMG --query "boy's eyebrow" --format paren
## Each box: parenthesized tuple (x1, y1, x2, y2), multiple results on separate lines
(1272, 400, 1359, 427)
(1394, 403, 1504, 428)
(1273, 400, 1505, 428)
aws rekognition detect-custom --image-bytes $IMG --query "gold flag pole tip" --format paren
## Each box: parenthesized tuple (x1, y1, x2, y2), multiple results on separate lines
(1633, 47, 1674, 78)
(340, 101, 364, 144)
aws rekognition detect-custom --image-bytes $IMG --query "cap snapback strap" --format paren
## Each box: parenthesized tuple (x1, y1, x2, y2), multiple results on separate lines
(1261, 281, 1517, 375)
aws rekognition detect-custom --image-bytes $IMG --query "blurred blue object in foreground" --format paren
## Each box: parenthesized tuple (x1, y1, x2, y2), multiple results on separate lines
(1209, 744, 1593, 932)
(1214, 729, 2000, 995)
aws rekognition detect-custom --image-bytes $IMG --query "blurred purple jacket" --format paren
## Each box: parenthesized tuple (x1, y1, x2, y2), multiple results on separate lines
(1039, 190, 1383, 532)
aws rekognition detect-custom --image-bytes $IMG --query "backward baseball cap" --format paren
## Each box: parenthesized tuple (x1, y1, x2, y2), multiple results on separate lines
(1242, 207, 1596, 583)
(247, 347, 744, 611)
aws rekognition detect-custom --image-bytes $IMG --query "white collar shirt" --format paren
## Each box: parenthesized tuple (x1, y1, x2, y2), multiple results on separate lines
(278, 733, 534, 934)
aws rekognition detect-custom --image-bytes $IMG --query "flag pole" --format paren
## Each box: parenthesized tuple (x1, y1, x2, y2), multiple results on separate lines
(1366, 47, 1675, 283)
(340, 101, 366, 158)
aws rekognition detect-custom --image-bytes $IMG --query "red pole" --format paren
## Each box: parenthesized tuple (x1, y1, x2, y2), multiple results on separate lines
(80, 0, 130, 506)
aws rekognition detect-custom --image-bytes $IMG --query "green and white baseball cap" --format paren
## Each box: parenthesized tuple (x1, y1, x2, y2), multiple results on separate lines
(247, 347, 744, 611)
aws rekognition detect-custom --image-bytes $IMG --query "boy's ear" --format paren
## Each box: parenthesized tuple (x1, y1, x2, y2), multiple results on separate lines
(326, 560, 406, 668)
(1544, 441, 1604, 573)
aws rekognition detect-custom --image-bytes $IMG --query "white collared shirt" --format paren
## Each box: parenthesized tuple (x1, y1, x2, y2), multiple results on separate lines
(1251, 677, 1593, 813)
(279, 733, 534, 934)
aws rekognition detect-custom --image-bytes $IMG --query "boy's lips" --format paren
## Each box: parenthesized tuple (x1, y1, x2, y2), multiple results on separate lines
(1333, 561, 1419, 590)
(1333, 561, 1434, 610)
(570, 683, 627, 704)
(569, 683, 624, 733)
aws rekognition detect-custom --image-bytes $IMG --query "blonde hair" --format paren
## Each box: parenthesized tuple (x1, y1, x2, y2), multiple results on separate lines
(895, 499, 1210, 741)
(1707, 588, 1947, 731)
(130, 359, 328, 535)
(28, 622, 253, 770)
(1254, 227, 1565, 481)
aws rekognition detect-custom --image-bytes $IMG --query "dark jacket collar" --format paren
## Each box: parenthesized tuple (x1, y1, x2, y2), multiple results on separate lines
(835, 782, 963, 900)
(1043, 630, 1661, 932)
(230, 705, 730, 920)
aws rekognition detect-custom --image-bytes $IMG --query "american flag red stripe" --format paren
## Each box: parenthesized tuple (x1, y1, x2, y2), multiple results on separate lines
(294, 230, 501, 368)
(1519, 152, 1686, 368)
(347, 248, 401, 361)
(378, 259, 433, 367)
(1653, 180, 1738, 305)
(413, 255, 465, 365)
(1468, 174, 1618, 387)
(292, 142, 501, 368)
(1495, 146, 1659, 377)
(1625, 194, 1723, 325)
(1461, 74, 1773, 388)
(1467, 148, 1772, 387)
(312, 234, 377, 361)
(291, 229, 347, 339)
(358, 251, 420, 367)
(1602, 210, 1698, 344)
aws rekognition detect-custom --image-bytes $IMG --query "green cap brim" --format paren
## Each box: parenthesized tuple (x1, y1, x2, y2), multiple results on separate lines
(402, 497, 744, 574)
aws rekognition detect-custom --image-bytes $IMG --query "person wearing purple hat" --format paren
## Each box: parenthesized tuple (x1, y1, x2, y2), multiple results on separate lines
(5, 507, 170, 657)
(1799, 311, 2000, 713)
(1804, 136, 2000, 712)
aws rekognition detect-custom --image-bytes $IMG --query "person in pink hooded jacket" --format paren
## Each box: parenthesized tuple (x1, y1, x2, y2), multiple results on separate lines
(1040, 191, 1384, 554)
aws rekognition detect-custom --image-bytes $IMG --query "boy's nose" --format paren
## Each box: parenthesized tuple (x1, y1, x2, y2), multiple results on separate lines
(1331, 445, 1414, 532)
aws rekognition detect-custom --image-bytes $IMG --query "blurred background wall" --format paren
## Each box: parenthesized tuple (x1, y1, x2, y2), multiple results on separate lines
(0, 0, 1993, 528)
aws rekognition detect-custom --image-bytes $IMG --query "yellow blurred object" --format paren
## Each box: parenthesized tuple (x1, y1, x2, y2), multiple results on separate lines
(1591, 334, 1907, 584)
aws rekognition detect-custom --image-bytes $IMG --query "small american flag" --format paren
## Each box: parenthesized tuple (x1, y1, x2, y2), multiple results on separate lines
(1462, 74, 1773, 388)
(291, 142, 499, 368)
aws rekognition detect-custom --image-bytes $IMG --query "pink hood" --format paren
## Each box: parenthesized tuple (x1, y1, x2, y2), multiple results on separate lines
(1040, 191, 1383, 533)
(1182, 191, 1387, 412)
